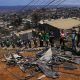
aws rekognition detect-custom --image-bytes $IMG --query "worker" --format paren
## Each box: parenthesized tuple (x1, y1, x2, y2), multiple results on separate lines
(39, 32, 44, 47)
(77, 30, 80, 47)
(44, 32, 49, 47)
(49, 31, 54, 47)
(60, 29, 65, 46)
(72, 30, 76, 50)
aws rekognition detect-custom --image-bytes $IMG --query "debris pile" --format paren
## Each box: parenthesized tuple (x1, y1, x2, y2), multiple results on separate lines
(2, 47, 80, 80)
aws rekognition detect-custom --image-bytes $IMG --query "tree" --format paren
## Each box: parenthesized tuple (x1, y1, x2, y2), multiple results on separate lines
(24, 21, 31, 30)
(31, 13, 41, 28)
(10, 14, 22, 27)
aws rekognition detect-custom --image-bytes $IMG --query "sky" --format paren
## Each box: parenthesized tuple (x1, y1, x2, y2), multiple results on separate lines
(0, 0, 80, 6)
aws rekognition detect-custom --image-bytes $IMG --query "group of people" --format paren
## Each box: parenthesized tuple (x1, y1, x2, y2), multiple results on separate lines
(0, 31, 54, 48)
(0, 38, 32, 48)
(38, 31, 54, 47)
(0, 28, 80, 50)
(32, 31, 54, 48)
(60, 28, 80, 51)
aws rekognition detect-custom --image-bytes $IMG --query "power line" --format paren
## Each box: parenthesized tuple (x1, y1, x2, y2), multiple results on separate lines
(42, 0, 53, 5)
(55, 0, 67, 8)
(31, 0, 40, 5)
(20, 0, 35, 11)
(30, 0, 40, 9)
(34, 0, 62, 11)
(43, 0, 57, 8)
(35, 0, 45, 9)
(27, 0, 51, 10)
(39, 0, 46, 5)
(46, 0, 62, 8)
(33, 0, 49, 9)
(51, 0, 62, 5)
(41, 0, 67, 9)
(32, 0, 53, 9)
(19, 0, 66, 12)
(46, 0, 67, 8)
(20, 0, 59, 11)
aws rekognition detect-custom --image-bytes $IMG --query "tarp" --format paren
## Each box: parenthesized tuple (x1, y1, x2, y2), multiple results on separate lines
(39, 48, 52, 62)
(37, 62, 58, 78)
(45, 18, 80, 29)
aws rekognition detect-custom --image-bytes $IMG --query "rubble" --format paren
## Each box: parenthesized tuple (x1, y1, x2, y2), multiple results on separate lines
(2, 46, 80, 79)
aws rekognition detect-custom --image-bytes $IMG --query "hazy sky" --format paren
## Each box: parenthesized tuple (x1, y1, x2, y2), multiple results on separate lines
(0, 0, 79, 6)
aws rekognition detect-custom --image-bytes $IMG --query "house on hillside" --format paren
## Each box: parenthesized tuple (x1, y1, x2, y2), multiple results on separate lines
(14, 29, 35, 40)
(38, 23, 60, 39)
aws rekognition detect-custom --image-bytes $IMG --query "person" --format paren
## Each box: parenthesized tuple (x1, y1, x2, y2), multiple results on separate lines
(20, 39, 24, 47)
(60, 29, 65, 46)
(23, 40, 27, 48)
(6, 39, 10, 47)
(72, 30, 76, 50)
(1, 41, 4, 47)
(77, 30, 80, 47)
(49, 31, 54, 47)
(28, 39, 31, 48)
(17, 38, 23, 48)
(33, 37, 38, 48)
(11, 40, 15, 48)
(39, 32, 44, 47)
(11, 36, 17, 47)
(44, 32, 49, 47)
(16, 39, 20, 47)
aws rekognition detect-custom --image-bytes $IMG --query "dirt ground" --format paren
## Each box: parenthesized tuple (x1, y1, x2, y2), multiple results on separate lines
(0, 48, 80, 80)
